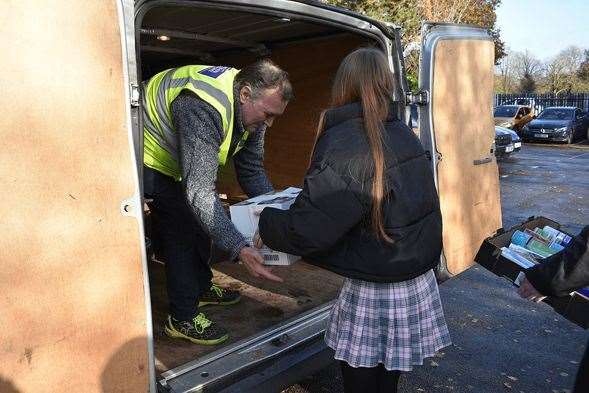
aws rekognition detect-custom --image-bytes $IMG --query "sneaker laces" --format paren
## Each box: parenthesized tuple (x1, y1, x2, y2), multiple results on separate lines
(193, 313, 212, 334)
(210, 283, 225, 298)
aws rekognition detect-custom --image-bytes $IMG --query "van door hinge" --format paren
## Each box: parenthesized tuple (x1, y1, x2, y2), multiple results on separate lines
(425, 150, 442, 162)
(130, 83, 140, 107)
(405, 90, 429, 106)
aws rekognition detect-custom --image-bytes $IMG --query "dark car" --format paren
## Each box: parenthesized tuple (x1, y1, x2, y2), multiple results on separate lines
(495, 127, 514, 158)
(496, 125, 521, 152)
(521, 106, 588, 144)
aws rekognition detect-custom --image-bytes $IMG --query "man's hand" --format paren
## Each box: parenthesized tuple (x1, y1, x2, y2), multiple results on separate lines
(517, 277, 546, 303)
(239, 246, 283, 282)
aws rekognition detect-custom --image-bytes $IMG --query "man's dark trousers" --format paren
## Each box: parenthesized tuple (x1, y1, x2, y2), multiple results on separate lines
(144, 167, 212, 321)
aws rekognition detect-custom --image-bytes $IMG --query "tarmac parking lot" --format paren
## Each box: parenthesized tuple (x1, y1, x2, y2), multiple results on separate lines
(285, 142, 589, 393)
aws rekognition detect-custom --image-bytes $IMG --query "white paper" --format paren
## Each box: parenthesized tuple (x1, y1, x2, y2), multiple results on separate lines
(501, 247, 536, 269)
(230, 188, 302, 265)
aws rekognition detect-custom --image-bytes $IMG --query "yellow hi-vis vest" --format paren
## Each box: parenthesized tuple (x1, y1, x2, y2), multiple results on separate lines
(143, 65, 249, 181)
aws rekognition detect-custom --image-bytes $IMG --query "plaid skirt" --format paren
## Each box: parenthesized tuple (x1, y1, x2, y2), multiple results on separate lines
(325, 269, 451, 371)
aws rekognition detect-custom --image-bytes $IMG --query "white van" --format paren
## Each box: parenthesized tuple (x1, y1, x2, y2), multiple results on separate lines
(1, 1, 502, 392)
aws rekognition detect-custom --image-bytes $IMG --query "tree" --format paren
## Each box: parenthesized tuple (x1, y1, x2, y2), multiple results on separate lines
(496, 46, 589, 94)
(519, 72, 536, 93)
(505, 50, 540, 93)
(419, 0, 506, 63)
(323, 0, 506, 84)
(511, 50, 542, 80)
(577, 49, 589, 82)
(539, 46, 586, 94)
(495, 49, 517, 93)
(544, 46, 584, 94)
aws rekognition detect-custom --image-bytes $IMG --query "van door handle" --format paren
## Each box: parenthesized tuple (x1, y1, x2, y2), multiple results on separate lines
(473, 156, 493, 165)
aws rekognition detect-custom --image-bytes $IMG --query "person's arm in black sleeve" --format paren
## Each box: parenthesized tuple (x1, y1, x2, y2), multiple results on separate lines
(172, 91, 248, 261)
(525, 226, 589, 297)
(258, 157, 368, 257)
(233, 125, 273, 197)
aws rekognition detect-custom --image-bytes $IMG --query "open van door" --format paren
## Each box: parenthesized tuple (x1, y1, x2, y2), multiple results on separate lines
(417, 23, 502, 278)
(0, 1, 154, 392)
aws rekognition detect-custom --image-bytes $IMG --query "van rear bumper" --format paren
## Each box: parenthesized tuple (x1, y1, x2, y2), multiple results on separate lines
(158, 302, 334, 393)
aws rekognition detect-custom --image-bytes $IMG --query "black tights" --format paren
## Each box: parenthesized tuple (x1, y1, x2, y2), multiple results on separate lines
(340, 361, 401, 393)
(573, 339, 588, 393)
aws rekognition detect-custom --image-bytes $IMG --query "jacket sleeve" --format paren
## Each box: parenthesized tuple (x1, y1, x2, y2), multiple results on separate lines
(525, 226, 589, 297)
(258, 160, 368, 257)
(233, 126, 273, 197)
(172, 92, 248, 261)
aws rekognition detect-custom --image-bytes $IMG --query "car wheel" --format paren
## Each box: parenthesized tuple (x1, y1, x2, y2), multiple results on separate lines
(566, 132, 573, 144)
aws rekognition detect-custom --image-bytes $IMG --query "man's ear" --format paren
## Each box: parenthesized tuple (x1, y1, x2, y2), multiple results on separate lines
(239, 85, 252, 104)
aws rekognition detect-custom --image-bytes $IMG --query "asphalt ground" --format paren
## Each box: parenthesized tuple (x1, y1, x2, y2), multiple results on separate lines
(284, 141, 589, 393)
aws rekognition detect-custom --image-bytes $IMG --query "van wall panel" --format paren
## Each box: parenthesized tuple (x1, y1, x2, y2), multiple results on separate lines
(0, 1, 149, 392)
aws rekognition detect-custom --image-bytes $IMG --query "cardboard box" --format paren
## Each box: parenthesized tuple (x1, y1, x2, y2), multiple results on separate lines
(475, 216, 589, 329)
(230, 187, 301, 266)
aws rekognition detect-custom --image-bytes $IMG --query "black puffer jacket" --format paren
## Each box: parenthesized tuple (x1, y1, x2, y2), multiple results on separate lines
(526, 226, 589, 297)
(258, 102, 442, 282)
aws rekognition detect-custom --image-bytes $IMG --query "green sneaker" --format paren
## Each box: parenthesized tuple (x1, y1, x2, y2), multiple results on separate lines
(164, 313, 228, 345)
(198, 283, 241, 307)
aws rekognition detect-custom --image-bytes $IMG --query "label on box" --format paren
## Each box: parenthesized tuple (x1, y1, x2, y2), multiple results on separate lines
(230, 188, 302, 265)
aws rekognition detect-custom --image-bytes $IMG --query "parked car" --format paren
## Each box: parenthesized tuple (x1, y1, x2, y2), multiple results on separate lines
(521, 106, 589, 144)
(495, 127, 514, 158)
(496, 125, 521, 152)
(493, 105, 534, 132)
(504, 98, 544, 115)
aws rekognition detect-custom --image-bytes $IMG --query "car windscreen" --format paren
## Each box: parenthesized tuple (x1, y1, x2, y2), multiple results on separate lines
(494, 106, 517, 117)
(537, 109, 573, 120)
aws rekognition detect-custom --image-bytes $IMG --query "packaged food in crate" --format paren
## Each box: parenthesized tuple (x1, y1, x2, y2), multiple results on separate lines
(475, 216, 588, 329)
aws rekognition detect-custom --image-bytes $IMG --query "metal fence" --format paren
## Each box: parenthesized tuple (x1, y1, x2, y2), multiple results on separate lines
(494, 93, 589, 113)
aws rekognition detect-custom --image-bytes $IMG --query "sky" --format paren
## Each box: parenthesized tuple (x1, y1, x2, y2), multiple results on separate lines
(495, 0, 589, 61)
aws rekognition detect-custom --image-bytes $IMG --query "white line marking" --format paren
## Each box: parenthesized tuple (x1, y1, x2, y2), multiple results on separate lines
(569, 152, 589, 159)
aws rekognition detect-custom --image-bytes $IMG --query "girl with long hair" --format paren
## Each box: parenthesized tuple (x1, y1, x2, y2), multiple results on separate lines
(257, 48, 451, 392)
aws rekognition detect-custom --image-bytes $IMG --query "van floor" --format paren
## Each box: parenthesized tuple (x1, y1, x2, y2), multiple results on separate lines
(148, 259, 343, 373)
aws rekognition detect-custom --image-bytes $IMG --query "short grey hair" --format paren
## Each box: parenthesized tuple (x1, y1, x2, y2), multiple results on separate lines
(235, 59, 293, 101)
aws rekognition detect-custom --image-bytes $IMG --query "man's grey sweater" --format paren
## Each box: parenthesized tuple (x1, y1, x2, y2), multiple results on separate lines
(171, 90, 273, 260)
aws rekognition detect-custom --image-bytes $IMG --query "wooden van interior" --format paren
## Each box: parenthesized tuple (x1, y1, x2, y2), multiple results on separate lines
(140, 5, 376, 196)
(139, 5, 377, 372)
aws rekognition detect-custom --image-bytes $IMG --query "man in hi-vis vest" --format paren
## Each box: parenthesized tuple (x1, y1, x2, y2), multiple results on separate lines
(143, 60, 292, 345)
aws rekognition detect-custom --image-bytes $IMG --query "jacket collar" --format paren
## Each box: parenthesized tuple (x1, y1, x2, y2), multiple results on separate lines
(233, 85, 245, 135)
(323, 101, 399, 130)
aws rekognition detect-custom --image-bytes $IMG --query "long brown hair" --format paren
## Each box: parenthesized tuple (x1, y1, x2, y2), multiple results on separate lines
(315, 48, 395, 242)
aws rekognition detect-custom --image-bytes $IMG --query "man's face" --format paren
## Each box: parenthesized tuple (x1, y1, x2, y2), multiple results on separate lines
(239, 85, 288, 132)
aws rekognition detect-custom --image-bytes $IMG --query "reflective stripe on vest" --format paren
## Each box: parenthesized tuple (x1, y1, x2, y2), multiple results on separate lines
(143, 65, 247, 181)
